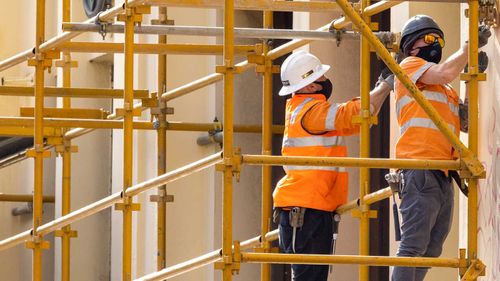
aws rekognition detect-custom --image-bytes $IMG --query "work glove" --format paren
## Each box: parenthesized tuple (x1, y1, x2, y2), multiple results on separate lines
(377, 62, 394, 91)
(464, 51, 489, 73)
(478, 25, 491, 48)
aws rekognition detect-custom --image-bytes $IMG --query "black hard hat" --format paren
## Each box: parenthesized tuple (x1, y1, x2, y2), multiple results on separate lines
(399, 15, 444, 56)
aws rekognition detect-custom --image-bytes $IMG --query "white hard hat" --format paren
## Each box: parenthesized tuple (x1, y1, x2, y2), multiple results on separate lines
(278, 50, 330, 96)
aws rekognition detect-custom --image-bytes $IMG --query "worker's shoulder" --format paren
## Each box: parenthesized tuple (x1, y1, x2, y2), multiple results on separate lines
(400, 56, 428, 67)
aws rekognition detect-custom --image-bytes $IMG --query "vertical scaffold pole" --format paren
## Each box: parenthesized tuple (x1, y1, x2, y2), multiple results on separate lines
(222, 0, 235, 280)
(61, 0, 74, 280)
(156, 6, 168, 271)
(467, 0, 479, 276)
(261, 10, 273, 281)
(121, 1, 138, 280)
(31, 0, 48, 280)
(359, 0, 372, 280)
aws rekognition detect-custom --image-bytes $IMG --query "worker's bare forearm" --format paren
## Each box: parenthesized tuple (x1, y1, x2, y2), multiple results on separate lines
(369, 82, 391, 116)
(420, 44, 468, 84)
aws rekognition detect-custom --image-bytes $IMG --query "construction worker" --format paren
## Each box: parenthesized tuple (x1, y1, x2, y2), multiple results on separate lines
(273, 50, 393, 281)
(392, 15, 490, 281)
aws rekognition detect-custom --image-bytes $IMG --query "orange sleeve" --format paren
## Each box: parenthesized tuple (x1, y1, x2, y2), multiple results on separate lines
(302, 99, 361, 136)
(399, 56, 435, 88)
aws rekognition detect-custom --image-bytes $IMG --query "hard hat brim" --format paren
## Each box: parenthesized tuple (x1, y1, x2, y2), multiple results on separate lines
(278, 64, 330, 96)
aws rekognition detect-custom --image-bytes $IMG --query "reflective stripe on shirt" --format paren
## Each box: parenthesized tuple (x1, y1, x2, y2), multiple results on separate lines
(290, 98, 313, 125)
(400, 117, 456, 135)
(411, 62, 435, 83)
(324, 103, 340, 131)
(283, 135, 342, 148)
(396, 90, 459, 118)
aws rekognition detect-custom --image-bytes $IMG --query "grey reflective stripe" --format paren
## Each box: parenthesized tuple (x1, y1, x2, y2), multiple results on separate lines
(283, 136, 341, 148)
(284, 165, 344, 172)
(290, 98, 313, 125)
(396, 91, 459, 119)
(400, 117, 456, 135)
(396, 95, 413, 118)
(325, 103, 340, 131)
(411, 62, 435, 83)
(449, 103, 459, 116)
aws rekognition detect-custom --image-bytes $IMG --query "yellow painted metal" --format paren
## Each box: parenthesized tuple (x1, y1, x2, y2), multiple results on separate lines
(122, 2, 136, 279)
(359, 0, 371, 279)
(165, 122, 284, 134)
(0, 126, 58, 137)
(135, 229, 278, 281)
(60, 0, 73, 279)
(0, 86, 149, 99)
(0, 117, 153, 130)
(63, 102, 146, 140)
(260, 10, 273, 281)
(0, 193, 55, 203)
(334, 0, 484, 176)
(467, 0, 479, 275)
(57, 42, 257, 55)
(156, 6, 168, 271)
(331, 1, 402, 30)
(336, 187, 393, 215)
(160, 61, 253, 101)
(146, 0, 340, 12)
(222, 0, 235, 279)
(0, 152, 221, 252)
(241, 155, 461, 170)
(20, 107, 109, 119)
(241, 253, 463, 268)
(32, 0, 47, 280)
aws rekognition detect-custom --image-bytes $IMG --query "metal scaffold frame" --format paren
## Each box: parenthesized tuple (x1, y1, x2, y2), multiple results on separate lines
(0, 0, 489, 281)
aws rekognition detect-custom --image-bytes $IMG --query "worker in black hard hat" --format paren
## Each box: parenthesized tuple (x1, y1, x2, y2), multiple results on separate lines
(392, 15, 490, 281)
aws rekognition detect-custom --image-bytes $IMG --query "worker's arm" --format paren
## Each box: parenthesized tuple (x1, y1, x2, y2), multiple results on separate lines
(418, 44, 468, 85)
(302, 86, 391, 136)
(419, 25, 491, 85)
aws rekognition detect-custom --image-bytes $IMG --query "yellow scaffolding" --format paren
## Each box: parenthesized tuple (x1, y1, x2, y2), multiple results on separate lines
(0, 0, 489, 281)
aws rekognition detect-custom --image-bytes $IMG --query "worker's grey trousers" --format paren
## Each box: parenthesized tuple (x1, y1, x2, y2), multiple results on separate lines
(392, 169, 454, 281)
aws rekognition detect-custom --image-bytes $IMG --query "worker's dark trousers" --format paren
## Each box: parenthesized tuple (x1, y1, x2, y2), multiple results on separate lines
(392, 169, 454, 281)
(279, 208, 333, 281)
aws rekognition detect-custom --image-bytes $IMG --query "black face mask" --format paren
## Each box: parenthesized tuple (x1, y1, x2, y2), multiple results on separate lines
(314, 79, 333, 100)
(415, 42, 442, 63)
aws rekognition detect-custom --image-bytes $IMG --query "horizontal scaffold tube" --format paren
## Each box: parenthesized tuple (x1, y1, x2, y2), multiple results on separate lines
(62, 24, 368, 41)
(332, 1, 402, 29)
(0, 152, 221, 251)
(0, 117, 285, 134)
(135, 230, 279, 281)
(134, 185, 399, 280)
(241, 253, 463, 268)
(241, 154, 462, 170)
(158, 1, 398, 103)
(0, 0, 146, 72)
(0, 86, 149, 98)
(336, 187, 393, 214)
(57, 42, 258, 55)
(145, 0, 341, 12)
(0, 193, 55, 203)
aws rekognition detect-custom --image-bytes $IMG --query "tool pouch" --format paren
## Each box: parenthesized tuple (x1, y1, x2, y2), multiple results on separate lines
(289, 207, 306, 228)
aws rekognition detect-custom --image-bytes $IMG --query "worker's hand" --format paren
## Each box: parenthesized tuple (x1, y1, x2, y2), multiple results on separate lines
(478, 25, 491, 48)
(377, 64, 394, 91)
(464, 51, 489, 73)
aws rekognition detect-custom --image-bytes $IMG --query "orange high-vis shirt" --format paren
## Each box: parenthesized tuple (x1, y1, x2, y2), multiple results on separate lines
(273, 94, 361, 212)
(395, 56, 460, 160)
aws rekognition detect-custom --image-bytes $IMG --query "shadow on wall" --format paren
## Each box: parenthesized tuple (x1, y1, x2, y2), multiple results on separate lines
(478, 27, 500, 281)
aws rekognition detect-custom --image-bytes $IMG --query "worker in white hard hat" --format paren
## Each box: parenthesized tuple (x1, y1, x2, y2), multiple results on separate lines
(273, 50, 392, 281)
